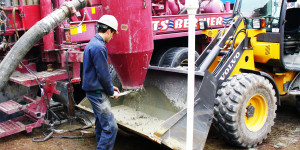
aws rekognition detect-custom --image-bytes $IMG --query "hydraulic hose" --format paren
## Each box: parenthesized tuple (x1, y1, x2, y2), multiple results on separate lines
(0, 0, 86, 90)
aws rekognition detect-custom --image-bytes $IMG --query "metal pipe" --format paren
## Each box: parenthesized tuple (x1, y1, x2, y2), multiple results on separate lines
(40, 0, 55, 51)
(53, 0, 66, 46)
(198, 41, 222, 72)
(225, 1, 230, 13)
(0, 0, 86, 90)
(185, 0, 198, 149)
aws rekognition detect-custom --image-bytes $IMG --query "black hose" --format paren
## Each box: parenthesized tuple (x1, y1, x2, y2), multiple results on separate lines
(53, 135, 94, 139)
(229, 28, 246, 50)
(33, 128, 94, 142)
(212, 28, 246, 76)
(33, 130, 54, 142)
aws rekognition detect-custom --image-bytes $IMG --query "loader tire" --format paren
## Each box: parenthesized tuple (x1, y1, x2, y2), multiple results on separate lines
(158, 47, 199, 68)
(213, 73, 277, 148)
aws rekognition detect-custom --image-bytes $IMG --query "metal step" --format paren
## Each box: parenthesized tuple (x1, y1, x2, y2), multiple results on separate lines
(0, 100, 22, 114)
(0, 120, 25, 138)
(9, 69, 69, 87)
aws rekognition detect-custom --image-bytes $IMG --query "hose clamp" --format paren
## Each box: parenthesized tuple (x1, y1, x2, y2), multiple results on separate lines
(63, 2, 77, 16)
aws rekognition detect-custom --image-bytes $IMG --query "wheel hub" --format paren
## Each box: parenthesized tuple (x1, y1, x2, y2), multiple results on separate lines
(245, 94, 268, 132)
(246, 104, 255, 118)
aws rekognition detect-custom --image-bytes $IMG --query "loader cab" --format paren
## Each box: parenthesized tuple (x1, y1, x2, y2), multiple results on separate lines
(282, 0, 300, 70)
(234, 0, 300, 71)
(233, 0, 281, 28)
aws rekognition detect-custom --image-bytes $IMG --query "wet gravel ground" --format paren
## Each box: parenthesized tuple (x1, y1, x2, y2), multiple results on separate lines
(0, 96, 299, 150)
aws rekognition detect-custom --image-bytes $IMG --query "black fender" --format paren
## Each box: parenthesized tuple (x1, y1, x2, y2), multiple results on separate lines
(240, 69, 281, 105)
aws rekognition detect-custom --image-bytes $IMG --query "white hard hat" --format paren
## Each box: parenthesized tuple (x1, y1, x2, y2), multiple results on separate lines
(98, 15, 119, 34)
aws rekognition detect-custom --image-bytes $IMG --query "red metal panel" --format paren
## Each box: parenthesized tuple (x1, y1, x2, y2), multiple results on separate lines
(72, 63, 81, 83)
(1, 5, 40, 34)
(0, 100, 22, 114)
(25, 117, 44, 133)
(70, 21, 97, 43)
(88, 0, 101, 6)
(153, 30, 203, 40)
(23, 5, 41, 30)
(4, 9, 23, 30)
(71, 15, 79, 22)
(0, 120, 25, 138)
(90, 6, 103, 20)
(60, 50, 82, 83)
(152, 13, 232, 35)
(102, 0, 154, 89)
(81, 6, 102, 20)
(15, 61, 37, 73)
(61, 51, 84, 66)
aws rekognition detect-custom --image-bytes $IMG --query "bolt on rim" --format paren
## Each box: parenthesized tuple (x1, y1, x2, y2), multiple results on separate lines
(245, 93, 268, 132)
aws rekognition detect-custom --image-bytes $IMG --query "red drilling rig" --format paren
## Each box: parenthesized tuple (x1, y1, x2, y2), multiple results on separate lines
(0, 0, 232, 149)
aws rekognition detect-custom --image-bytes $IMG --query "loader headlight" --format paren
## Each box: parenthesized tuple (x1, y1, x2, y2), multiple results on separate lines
(252, 18, 266, 29)
(198, 20, 208, 30)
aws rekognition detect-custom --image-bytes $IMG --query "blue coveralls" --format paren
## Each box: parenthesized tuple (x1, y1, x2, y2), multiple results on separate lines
(82, 34, 118, 150)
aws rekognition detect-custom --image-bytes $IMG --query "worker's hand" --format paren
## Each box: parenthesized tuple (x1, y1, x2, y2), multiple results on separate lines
(112, 91, 119, 99)
(113, 86, 120, 93)
(111, 86, 120, 99)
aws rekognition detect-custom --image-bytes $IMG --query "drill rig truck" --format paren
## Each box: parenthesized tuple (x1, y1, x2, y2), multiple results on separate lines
(0, 0, 299, 149)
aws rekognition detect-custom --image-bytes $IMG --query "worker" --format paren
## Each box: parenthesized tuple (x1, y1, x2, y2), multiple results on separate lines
(82, 15, 120, 150)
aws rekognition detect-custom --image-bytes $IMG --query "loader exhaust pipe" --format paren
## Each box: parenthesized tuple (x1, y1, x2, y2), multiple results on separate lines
(0, 0, 86, 90)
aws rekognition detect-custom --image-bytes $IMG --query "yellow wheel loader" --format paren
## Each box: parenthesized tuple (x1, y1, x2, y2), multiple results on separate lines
(199, 0, 300, 148)
(78, 0, 300, 149)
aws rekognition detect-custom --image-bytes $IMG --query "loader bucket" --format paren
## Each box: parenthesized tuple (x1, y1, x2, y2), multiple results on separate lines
(77, 66, 217, 149)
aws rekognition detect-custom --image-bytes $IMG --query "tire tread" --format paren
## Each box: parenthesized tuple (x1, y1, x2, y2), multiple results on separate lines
(213, 73, 277, 148)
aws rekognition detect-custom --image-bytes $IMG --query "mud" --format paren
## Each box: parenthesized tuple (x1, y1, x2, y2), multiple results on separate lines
(112, 105, 164, 136)
(0, 96, 299, 150)
(117, 86, 180, 120)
